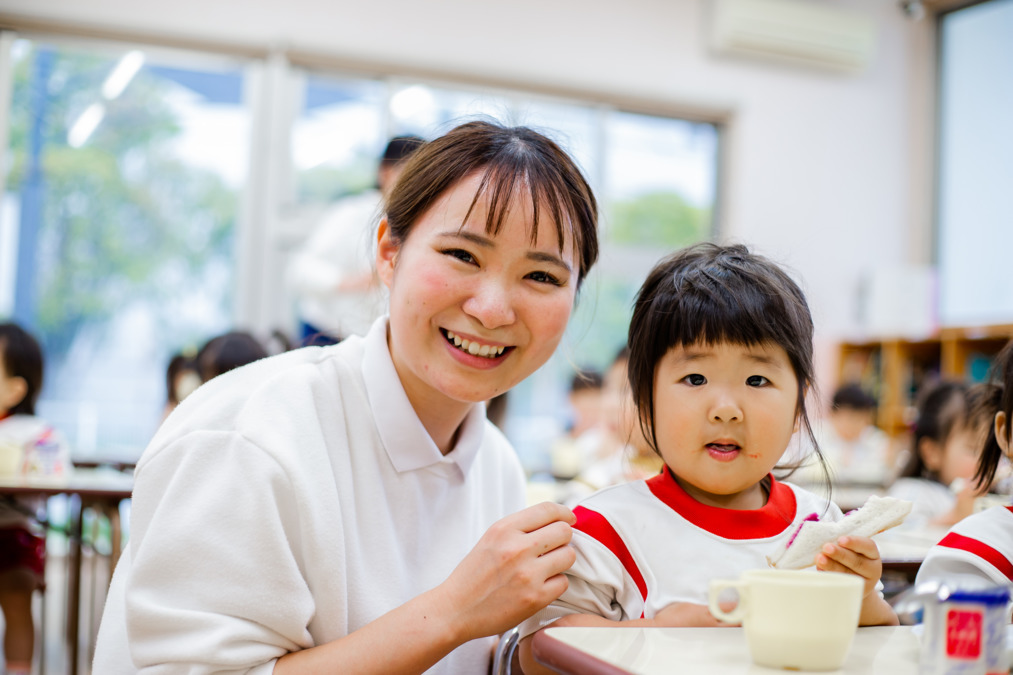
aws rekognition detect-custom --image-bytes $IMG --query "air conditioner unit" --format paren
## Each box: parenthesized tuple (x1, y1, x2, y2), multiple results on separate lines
(709, 0, 878, 74)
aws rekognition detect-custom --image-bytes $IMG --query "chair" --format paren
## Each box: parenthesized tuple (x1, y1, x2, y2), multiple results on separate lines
(34, 580, 47, 674)
(492, 626, 520, 675)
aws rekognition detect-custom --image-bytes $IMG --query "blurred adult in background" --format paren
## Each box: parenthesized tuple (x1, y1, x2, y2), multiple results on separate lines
(0, 322, 71, 675)
(887, 381, 995, 529)
(817, 383, 892, 485)
(287, 135, 425, 346)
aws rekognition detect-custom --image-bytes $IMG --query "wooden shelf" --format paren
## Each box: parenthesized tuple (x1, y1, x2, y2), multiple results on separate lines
(837, 325, 1013, 438)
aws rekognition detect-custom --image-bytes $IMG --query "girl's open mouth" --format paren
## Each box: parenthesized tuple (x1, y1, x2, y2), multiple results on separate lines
(706, 443, 741, 461)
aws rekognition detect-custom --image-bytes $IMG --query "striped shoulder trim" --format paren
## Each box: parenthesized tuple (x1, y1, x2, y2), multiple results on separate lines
(938, 532, 1013, 581)
(573, 505, 647, 617)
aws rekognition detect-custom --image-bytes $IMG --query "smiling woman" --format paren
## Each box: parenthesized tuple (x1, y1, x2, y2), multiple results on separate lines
(92, 120, 599, 674)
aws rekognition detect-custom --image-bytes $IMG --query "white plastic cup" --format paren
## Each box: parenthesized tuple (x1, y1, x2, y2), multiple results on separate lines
(709, 569, 864, 671)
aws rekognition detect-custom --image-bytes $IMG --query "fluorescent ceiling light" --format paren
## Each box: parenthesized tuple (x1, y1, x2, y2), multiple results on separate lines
(68, 103, 105, 147)
(102, 50, 145, 100)
(390, 85, 435, 120)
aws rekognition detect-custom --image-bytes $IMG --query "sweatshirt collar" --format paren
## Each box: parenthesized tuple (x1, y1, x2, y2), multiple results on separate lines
(362, 316, 483, 478)
(645, 465, 798, 539)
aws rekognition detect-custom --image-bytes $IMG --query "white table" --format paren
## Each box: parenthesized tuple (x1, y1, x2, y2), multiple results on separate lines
(0, 469, 134, 675)
(532, 626, 923, 674)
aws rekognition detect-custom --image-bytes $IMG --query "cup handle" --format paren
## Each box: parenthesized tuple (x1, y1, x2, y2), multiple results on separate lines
(709, 579, 748, 624)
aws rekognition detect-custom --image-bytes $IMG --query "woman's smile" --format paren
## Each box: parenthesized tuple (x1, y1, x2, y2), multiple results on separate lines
(378, 170, 578, 423)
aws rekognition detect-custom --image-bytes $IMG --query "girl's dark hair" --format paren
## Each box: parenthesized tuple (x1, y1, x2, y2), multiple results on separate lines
(0, 322, 44, 416)
(900, 380, 996, 484)
(832, 383, 877, 411)
(626, 243, 822, 480)
(384, 120, 599, 286)
(976, 339, 1013, 488)
(196, 331, 268, 382)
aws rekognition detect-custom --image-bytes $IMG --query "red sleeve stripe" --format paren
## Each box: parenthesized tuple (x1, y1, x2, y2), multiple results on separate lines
(572, 505, 648, 616)
(937, 532, 1013, 581)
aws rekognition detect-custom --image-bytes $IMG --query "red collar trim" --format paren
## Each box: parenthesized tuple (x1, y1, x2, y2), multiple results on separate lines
(0, 411, 10, 423)
(645, 465, 798, 539)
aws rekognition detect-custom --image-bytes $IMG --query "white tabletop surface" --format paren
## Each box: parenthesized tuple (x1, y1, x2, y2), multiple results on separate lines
(538, 626, 923, 674)
(875, 527, 949, 563)
(0, 467, 134, 495)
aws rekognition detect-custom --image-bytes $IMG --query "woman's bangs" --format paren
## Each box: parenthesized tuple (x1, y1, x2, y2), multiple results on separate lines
(465, 160, 571, 255)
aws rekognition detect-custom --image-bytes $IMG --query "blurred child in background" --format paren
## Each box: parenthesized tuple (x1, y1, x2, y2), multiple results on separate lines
(195, 330, 269, 382)
(916, 340, 1013, 593)
(887, 381, 994, 529)
(0, 322, 71, 675)
(161, 350, 201, 422)
(566, 368, 604, 442)
(817, 383, 892, 485)
(549, 367, 604, 479)
(570, 347, 663, 494)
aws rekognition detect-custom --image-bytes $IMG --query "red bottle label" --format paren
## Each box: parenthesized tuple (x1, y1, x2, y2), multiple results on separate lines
(945, 609, 983, 660)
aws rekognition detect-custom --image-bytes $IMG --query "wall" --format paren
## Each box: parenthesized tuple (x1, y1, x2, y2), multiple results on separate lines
(0, 0, 936, 391)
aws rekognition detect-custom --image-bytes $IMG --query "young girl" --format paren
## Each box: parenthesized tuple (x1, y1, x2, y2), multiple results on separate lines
(519, 244, 896, 673)
(0, 322, 71, 675)
(916, 339, 1013, 592)
(887, 381, 994, 529)
(94, 120, 599, 674)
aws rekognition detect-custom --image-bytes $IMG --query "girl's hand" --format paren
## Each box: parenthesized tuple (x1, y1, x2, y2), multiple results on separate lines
(816, 535, 899, 626)
(653, 602, 731, 627)
(434, 501, 577, 643)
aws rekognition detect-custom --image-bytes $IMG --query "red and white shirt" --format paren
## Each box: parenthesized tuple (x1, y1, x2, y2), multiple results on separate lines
(519, 466, 842, 637)
(916, 505, 1013, 590)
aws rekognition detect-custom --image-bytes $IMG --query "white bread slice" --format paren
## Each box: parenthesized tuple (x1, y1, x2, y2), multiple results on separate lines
(767, 495, 913, 570)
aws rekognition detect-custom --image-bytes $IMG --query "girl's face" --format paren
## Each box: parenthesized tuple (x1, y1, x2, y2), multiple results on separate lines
(930, 423, 983, 487)
(651, 340, 800, 510)
(377, 171, 578, 419)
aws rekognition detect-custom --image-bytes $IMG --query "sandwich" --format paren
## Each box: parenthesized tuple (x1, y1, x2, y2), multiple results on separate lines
(767, 495, 913, 570)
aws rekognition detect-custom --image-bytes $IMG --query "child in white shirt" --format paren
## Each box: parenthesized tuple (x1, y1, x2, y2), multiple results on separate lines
(887, 381, 995, 529)
(0, 322, 70, 675)
(917, 340, 1013, 595)
(519, 244, 896, 674)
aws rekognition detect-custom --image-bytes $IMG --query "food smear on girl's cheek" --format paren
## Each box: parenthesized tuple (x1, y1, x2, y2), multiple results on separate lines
(747, 453, 760, 459)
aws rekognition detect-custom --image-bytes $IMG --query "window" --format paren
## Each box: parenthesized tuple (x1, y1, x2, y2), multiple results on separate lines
(936, 0, 1013, 326)
(2, 36, 721, 468)
(1, 36, 249, 460)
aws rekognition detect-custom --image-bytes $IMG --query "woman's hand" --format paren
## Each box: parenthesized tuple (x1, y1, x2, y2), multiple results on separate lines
(277, 503, 575, 674)
(816, 535, 899, 626)
(435, 501, 577, 643)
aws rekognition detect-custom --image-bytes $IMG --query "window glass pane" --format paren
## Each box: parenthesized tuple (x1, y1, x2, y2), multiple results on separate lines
(388, 83, 512, 137)
(3, 38, 249, 462)
(605, 111, 718, 247)
(292, 74, 386, 205)
(556, 111, 721, 381)
(936, 0, 1013, 326)
(513, 99, 599, 188)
